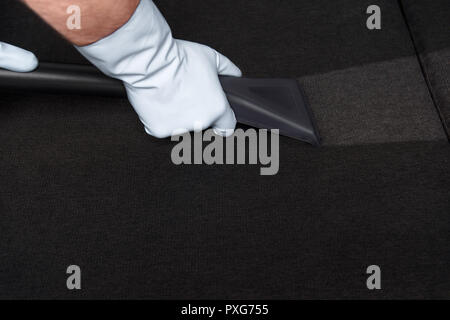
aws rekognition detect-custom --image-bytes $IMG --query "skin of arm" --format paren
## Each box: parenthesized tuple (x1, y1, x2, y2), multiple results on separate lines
(21, 0, 140, 46)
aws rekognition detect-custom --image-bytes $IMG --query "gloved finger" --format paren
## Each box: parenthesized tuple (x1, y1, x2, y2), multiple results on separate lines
(212, 105, 237, 137)
(0, 42, 38, 72)
(214, 50, 242, 77)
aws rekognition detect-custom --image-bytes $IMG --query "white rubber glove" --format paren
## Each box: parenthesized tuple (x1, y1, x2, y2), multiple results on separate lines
(75, 0, 241, 138)
(0, 42, 38, 72)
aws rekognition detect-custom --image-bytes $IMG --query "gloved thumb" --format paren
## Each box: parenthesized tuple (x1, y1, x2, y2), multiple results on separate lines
(0, 42, 38, 72)
(212, 50, 241, 136)
(213, 105, 237, 138)
(215, 50, 242, 77)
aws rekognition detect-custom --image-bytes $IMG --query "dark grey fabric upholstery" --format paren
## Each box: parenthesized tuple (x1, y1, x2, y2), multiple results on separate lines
(0, 92, 449, 299)
(400, 0, 450, 137)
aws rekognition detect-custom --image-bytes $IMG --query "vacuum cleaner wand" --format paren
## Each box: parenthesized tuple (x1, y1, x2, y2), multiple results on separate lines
(0, 63, 321, 146)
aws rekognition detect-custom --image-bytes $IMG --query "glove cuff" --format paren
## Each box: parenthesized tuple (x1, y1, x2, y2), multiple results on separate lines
(75, 0, 177, 86)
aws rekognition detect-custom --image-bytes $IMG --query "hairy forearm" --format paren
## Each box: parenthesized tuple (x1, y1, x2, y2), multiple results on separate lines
(21, 0, 140, 46)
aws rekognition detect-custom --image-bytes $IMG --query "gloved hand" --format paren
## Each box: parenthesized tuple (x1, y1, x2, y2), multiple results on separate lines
(75, 0, 241, 138)
(0, 41, 38, 72)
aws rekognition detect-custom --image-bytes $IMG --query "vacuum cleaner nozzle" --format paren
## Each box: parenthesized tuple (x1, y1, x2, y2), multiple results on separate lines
(220, 77, 320, 146)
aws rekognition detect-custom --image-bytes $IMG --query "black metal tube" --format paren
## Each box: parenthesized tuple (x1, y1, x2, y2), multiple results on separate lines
(0, 62, 126, 97)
